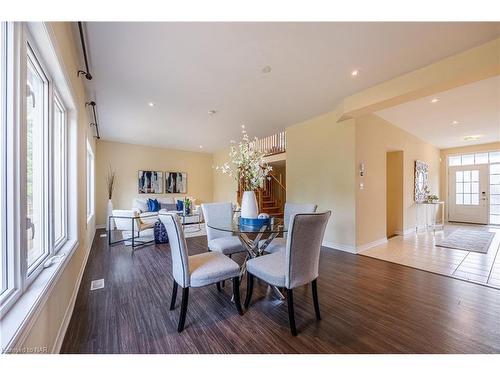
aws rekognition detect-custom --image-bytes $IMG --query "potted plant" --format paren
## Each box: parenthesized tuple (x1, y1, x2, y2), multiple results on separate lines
(184, 197, 191, 215)
(216, 127, 272, 218)
(427, 194, 439, 203)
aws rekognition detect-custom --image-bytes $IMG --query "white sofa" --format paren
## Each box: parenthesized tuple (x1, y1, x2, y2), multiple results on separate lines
(132, 197, 202, 225)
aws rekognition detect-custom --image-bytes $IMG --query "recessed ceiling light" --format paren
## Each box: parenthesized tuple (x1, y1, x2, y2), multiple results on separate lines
(431, 98, 439, 103)
(148, 102, 155, 107)
(199, 145, 203, 149)
(208, 109, 217, 115)
(452, 120, 459, 125)
(261, 65, 272, 74)
(241, 124, 245, 129)
(351, 69, 360, 77)
(464, 135, 482, 141)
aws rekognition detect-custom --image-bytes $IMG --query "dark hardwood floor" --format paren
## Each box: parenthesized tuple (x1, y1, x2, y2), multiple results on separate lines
(61, 229, 500, 353)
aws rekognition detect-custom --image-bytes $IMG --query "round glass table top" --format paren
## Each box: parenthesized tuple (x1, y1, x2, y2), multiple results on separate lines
(207, 218, 287, 234)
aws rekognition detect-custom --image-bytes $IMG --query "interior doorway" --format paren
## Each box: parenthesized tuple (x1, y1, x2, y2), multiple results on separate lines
(386, 151, 404, 238)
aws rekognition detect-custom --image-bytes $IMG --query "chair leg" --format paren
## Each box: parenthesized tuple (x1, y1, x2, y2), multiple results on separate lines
(244, 272, 254, 309)
(177, 287, 189, 333)
(170, 281, 178, 310)
(232, 277, 243, 315)
(216, 282, 222, 292)
(311, 279, 321, 320)
(286, 288, 297, 336)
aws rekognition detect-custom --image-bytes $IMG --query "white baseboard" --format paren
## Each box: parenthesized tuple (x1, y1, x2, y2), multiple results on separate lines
(51, 228, 95, 353)
(356, 237, 388, 253)
(95, 224, 106, 229)
(322, 240, 357, 254)
(394, 228, 416, 236)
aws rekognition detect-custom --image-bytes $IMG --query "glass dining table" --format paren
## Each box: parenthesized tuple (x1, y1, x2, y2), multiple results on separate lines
(207, 217, 287, 299)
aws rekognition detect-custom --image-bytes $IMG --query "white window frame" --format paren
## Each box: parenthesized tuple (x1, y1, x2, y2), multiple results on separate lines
(25, 39, 51, 279)
(86, 139, 94, 222)
(1, 22, 79, 352)
(0, 21, 23, 315)
(0, 22, 8, 298)
(52, 92, 68, 250)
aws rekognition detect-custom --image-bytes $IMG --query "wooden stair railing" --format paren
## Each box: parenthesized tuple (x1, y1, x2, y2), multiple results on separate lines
(254, 131, 286, 156)
(236, 172, 286, 218)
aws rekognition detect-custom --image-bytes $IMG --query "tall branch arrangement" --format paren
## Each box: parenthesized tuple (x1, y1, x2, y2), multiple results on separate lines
(216, 127, 272, 191)
(106, 164, 115, 200)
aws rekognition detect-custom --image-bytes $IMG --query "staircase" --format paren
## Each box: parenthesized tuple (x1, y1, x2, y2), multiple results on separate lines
(237, 131, 286, 217)
(236, 171, 286, 218)
(261, 192, 283, 217)
(259, 172, 286, 218)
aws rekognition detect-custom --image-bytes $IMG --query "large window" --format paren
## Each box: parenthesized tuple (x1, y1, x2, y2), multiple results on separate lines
(0, 23, 75, 317)
(448, 152, 499, 166)
(86, 140, 94, 221)
(26, 45, 49, 271)
(1, 23, 6, 295)
(491, 160, 500, 225)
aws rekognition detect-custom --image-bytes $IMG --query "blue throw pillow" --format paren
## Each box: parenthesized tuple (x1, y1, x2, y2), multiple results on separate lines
(176, 200, 184, 212)
(153, 199, 160, 212)
(147, 198, 161, 212)
(147, 198, 155, 212)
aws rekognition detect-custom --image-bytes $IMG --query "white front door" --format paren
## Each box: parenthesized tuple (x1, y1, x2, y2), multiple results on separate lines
(448, 165, 489, 224)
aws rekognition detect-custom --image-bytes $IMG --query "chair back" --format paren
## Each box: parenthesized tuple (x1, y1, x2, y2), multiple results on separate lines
(112, 209, 142, 232)
(283, 203, 317, 238)
(201, 202, 233, 241)
(285, 211, 331, 289)
(159, 213, 190, 288)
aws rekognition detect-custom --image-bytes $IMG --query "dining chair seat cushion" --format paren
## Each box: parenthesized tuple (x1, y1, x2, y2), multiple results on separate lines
(246, 251, 286, 287)
(208, 236, 246, 255)
(188, 252, 240, 287)
(258, 237, 286, 254)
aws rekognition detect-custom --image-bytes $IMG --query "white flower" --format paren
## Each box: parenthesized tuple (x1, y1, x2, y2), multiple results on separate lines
(215, 128, 272, 191)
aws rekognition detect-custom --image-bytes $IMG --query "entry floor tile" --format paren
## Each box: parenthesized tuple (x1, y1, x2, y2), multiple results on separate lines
(360, 224, 500, 289)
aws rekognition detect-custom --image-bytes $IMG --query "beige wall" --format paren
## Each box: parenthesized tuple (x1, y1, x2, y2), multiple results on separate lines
(212, 147, 237, 203)
(286, 111, 357, 249)
(340, 38, 500, 119)
(440, 142, 500, 220)
(355, 114, 441, 245)
(95, 140, 214, 226)
(20, 22, 95, 352)
(386, 151, 404, 237)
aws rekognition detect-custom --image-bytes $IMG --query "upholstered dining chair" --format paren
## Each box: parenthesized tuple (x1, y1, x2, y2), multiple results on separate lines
(245, 211, 331, 336)
(201, 202, 246, 256)
(202, 202, 247, 290)
(159, 213, 243, 333)
(260, 202, 317, 254)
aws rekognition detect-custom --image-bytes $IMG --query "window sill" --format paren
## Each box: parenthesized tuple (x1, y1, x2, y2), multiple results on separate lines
(0, 239, 79, 353)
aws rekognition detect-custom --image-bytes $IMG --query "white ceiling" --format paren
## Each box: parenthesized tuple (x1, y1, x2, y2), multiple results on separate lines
(84, 22, 500, 152)
(376, 76, 500, 149)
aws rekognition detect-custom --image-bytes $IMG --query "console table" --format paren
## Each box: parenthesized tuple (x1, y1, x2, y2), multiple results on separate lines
(415, 201, 445, 233)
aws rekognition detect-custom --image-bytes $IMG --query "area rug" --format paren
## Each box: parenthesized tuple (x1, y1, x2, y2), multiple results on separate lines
(435, 229, 494, 253)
